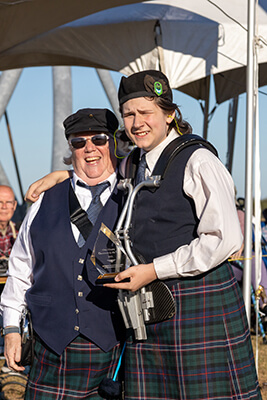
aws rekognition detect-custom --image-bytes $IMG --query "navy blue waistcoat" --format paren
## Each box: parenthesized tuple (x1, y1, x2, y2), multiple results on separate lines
(27, 179, 124, 355)
(130, 144, 200, 263)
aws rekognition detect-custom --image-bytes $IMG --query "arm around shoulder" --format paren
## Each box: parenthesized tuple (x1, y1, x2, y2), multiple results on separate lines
(25, 170, 72, 202)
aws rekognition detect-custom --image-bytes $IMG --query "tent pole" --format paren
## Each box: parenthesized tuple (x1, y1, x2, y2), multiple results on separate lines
(52, 66, 72, 171)
(202, 76, 210, 139)
(243, 0, 256, 324)
(226, 97, 239, 173)
(96, 69, 123, 127)
(4, 111, 24, 202)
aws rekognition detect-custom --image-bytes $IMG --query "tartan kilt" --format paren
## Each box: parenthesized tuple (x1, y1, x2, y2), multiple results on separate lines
(25, 335, 120, 399)
(124, 262, 262, 400)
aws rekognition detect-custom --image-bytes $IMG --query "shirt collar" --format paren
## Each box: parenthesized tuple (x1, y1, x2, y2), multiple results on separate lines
(72, 171, 117, 193)
(144, 129, 179, 173)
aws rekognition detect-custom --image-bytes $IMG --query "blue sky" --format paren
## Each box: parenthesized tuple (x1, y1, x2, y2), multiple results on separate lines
(0, 65, 267, 204)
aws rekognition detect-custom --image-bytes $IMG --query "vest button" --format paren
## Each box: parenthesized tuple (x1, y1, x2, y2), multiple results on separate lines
(77, 275, 83, 281)
(78, 292, 83, 297)
(79, 258, 84, 264)
(74, 326, 79, 331)
(75, 308, 79, 314)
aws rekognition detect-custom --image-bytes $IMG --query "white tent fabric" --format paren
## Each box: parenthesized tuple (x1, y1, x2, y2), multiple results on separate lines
(0, 0, 266, 104)
(0, 0, 148, 53)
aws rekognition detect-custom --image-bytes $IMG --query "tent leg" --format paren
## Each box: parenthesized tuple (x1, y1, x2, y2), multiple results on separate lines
(243, 0, 256, 325)
(96, 69, 123, 126)
(226, 97, 239, 173)
(202, 76, 210, 140)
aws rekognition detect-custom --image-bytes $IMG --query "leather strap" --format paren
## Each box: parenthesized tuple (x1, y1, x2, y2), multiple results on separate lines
(69, 183, 93, 241)
(125, 134, 218, 181)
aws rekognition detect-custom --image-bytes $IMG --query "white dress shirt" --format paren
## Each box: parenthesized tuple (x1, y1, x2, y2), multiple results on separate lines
(0, 172, 117, 327)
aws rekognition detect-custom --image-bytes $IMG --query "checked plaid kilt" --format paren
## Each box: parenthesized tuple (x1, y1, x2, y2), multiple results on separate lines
(25, 335, 120, 399)
(124, 262, 262, 400)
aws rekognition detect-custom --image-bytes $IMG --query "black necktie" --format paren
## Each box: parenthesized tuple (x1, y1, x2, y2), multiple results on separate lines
(135, 153, 147, 185)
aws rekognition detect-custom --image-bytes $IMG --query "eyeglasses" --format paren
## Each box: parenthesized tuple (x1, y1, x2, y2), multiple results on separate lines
(0, 201, 15, 208)
(69, 134, 109, 149)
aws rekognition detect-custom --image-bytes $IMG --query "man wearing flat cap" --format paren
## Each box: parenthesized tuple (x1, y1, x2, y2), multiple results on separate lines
(1, 108, 125, 399)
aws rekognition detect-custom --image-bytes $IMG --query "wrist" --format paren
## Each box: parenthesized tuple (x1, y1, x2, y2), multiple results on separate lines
(1, 326, 20, 336)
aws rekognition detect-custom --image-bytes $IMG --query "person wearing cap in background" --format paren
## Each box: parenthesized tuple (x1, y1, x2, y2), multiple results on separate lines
(24, 71, 261, 400)
(0, 108, 125, 399)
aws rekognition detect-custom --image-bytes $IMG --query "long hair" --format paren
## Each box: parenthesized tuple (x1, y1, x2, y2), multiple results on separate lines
(153, 96, 192, 135)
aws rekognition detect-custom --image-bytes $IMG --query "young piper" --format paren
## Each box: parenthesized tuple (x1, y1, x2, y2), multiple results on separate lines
(105, 70, 261, 400)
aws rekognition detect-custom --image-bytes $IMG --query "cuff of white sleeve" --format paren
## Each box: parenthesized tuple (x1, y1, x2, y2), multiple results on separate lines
(3, 308, 21, 328)
(153, 253, 179, 280)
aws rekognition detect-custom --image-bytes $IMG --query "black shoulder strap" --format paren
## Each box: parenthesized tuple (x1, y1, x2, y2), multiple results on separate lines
(125, 134, 218, 180)
(125, 147, 141, 179)
(69, 183, 93, 240)
(153, 134, 218, 179)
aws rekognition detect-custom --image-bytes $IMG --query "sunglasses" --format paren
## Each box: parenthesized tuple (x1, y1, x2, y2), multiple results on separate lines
(70, 134, 109, 149)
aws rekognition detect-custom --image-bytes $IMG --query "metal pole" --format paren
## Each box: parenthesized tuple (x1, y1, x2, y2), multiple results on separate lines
(52, 66, 72, 171)
(96, 69, 123, 126)
(226, 97, 239, 173)
(202, 76, 210, 140)
(0, 162, 11, 186)
(243, 0, 256, 323)
(0, 69, 22, 121)
(4, 111, 24, 201)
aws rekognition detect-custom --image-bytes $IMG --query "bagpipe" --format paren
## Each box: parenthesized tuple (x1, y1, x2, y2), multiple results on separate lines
(95, 134, 218, 340)
(115, 177, 176, 340)
(94, 176, 176, 340)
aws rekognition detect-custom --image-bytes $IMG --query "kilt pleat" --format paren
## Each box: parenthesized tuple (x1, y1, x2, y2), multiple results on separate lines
(124, 263, 262, 400)
(25, 335, 120, 399)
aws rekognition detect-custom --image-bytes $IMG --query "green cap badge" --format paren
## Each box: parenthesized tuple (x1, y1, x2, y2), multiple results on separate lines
(154, 81, 163, 96)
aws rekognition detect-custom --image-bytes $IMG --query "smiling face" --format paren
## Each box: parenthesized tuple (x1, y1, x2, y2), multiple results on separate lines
(122, 97, 174, 152)
(70, 132, 117, 185)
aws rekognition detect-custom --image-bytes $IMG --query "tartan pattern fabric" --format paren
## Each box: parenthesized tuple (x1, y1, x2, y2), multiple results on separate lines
(25, 335, 121, 399)
(0, 222, 17, 257)
(124, 263, 262, 400)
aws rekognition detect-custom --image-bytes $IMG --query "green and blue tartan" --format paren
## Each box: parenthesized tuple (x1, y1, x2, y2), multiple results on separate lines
(25, 335, 120, 399)
(124, 262, 262, 400)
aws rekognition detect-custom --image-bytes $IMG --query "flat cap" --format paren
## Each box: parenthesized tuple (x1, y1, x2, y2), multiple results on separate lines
(118, 70, 173, 105)
(63, 108, 118, 139)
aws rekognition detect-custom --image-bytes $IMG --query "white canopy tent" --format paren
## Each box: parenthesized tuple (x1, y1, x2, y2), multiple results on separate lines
(0, 0, 266, 106)
(0, 0, 149, 53)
